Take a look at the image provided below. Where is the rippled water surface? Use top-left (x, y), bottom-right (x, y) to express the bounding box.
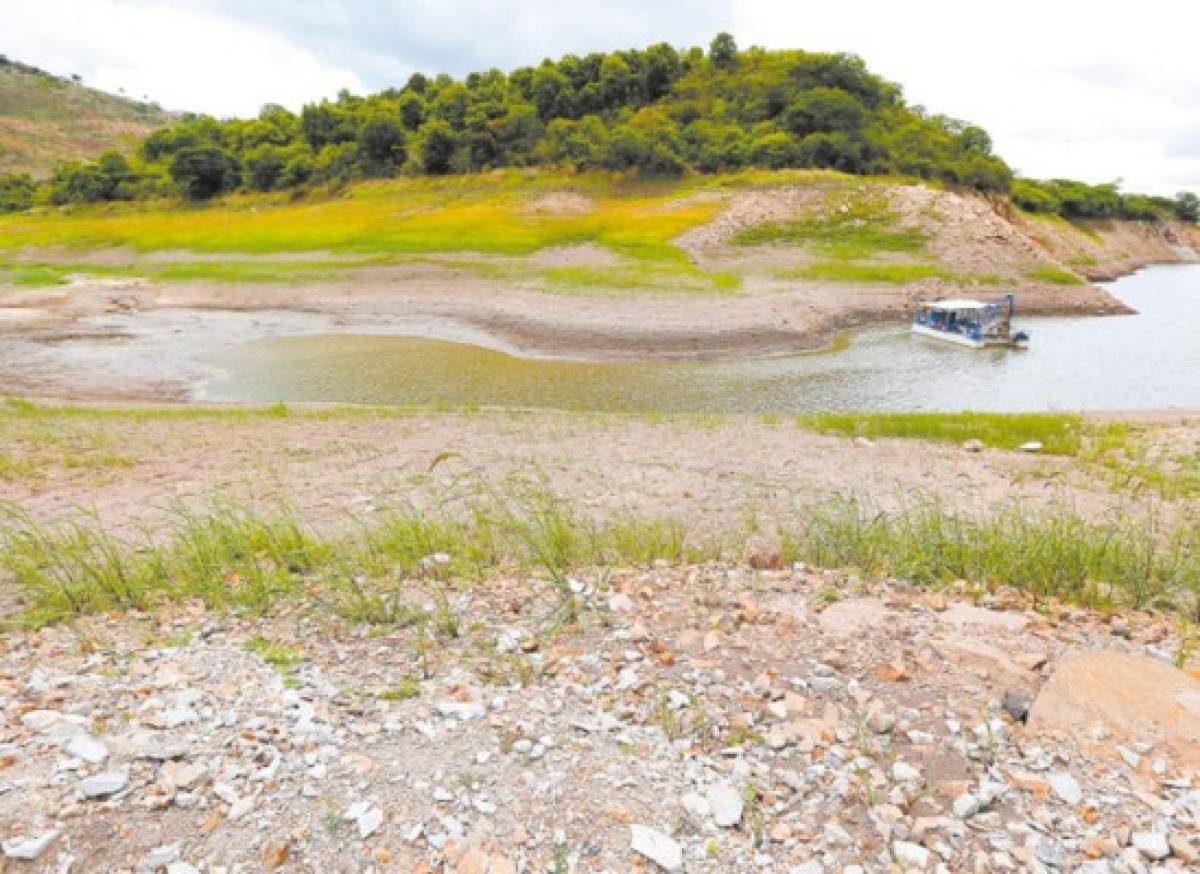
top-left (199, 265), bottom-right (1200, 412)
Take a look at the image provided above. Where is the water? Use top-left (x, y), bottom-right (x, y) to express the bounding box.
top-left (200, 264), bottom-right (1200, 412)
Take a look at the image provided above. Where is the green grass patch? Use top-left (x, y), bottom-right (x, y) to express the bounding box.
top-left (785, 262), bottom-right (952, 284)
top-left (796, 411), bottom-right (1088, 455)
top-left (732, 188), bottom-right (928, 259)
top-left (540, 264), bottom-right (740, 295)
top-left (1027, 264), bottom-right (1085, 286)
top-left (377, 677), bottom-right (421, 700)
top-left (245, 635), bottom-right (303, 668)
top-left (1, 485), bottom-right (1196, 629)
top-left (782, 495), bottom-right (1198, 615)
top-left (1, 263), bottom-right (73, 287)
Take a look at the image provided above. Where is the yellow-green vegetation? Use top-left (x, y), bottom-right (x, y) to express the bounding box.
top-left (1026, 264), bottom-right (1085, 286)
top-left (0, 61), bottom-right (170, 178)
top-left (0, 173), bottom-right (719, 259)
top-left (796, 411), bottom-right (1091, 455)
top-left (0, 172), bottom-right (757, 294)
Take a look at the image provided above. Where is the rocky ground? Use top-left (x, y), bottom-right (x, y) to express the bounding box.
top-left (2, 559), bottom-right (1198, 873)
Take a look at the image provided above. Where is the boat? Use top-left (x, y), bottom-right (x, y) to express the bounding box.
top-left (912, 294), bottom-right (1030, 348)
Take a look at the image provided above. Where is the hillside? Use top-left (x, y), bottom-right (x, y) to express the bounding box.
top-left (2, 35), bottom-right (1194, 228)
top-left (0, 57), bottom-right (172, 178)
top-left (1, 170), bottom-right (1197, 386)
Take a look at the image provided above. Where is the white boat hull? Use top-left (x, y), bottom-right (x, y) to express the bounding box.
top-left (911, 324), bottom-right (985, 347)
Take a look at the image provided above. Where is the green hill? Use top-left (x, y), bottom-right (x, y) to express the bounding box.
top-left (0, 56), bottom-right (172, 178)
top-left (0, 36), bottom-right (1194, 225)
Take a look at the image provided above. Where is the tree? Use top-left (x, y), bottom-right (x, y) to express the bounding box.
top-left (170, 145), bottom-right (240, 200)
top-left (780, 88), bottom-right (866, 137)
top-left (357, 114), bottom-right (406, 174)
top-left (709, 33), bottom-right (738, 69)
top-left (243, 143), bottom-right (289, 191)
top-left (416, 120), bottom-right (458, 174)
top-left (0, 173), bottom-right (35, 213)
top-left (1175, 191), bottom-right (1200, 223)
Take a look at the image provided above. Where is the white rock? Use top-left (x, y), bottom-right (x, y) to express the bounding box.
top-left (630, 825), bottom-right (682, 872)
top-left (706, 782), bottom-right (744, 827)
top-left (433, 699), bottom-right (485, 721)
top-left (1020, 441), bottom-right (1043, 453)
top-left (2, 830), bottom-right (61, 860)
top-left (892, 840), bottom-right (930, 869)
top-left (790, 863), bottom-right (824, 874)
top-left (680, 792), bottom-right (710, 818)
top-left (358, 806), bottom-right (383, 839)
top-left (144, 844), bottom-right (180, 868)
top-left (80, 770), bottom-right (127, 798)
top-left (227, 797), bottom-right (255, 822)
top-left (1131, 831), bottom-right (1169, 861)
top-left (892, 761), bottom-right (921, 782)
top-left (65, 734), bottom-right (109, 764)
top-left (1048, 772), bottom-right (1082, 805)
top-left (952, 793), bottom-right (981, 818)
top-left (166, 864), bottom-right (200, 874)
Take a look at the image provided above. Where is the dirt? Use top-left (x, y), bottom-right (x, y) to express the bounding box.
top-left (2, 408), bottom-right (1195, 540)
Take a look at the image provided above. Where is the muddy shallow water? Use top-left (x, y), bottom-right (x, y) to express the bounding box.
top-left (3, 265), bottom-right (1198, 411)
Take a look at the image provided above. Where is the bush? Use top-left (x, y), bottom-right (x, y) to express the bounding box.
top-left (0, 172), bottom-right (36, 212)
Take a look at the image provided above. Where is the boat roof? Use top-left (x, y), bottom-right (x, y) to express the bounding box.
top-left (918, 299), bottom-right (989, 311)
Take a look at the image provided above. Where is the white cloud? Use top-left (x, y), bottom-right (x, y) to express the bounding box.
top-left (5, 0), bottom-right (1197, 193)
top-left (6, 0), bottom-right (366, 116)
top-left (735, 0), bottom-right (1200, 194)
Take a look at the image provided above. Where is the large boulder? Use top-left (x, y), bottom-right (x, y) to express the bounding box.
top-left (1026, 650), bottom-right (1200, 768)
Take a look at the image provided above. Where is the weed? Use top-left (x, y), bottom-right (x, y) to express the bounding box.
top-left (245, 635), bottom-right (302, 669)
top-left (1027, 264), bottom-right (1085, 286)
top-left (377, 677), bottom-right (421, 701)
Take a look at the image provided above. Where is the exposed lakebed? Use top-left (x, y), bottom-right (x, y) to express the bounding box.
top-left (4, 264), bottom-right (1198, 411)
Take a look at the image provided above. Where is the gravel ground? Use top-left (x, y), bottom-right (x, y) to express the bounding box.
top-left (2, 561), bottom-right (1197, 873)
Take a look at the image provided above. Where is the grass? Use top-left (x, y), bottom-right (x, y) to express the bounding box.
top-left (2, 480), bottom-right (1197, 631)
top-left (784, 262), bottom-right (956, 285)
top-left (782, 495), bottom-right (1198, 616)
top-left (541, 264), bottom-right (740, 294)
top-left (1027, 264), bottom-right (1086, 286)
top-left (0, 172), bottom-right (721, 262)
top-left (732, 187), bottom-right (928, 259)
top-left (796, 411), bottom-right (1093, 455)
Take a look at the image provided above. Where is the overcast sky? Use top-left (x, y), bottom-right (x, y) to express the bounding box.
top-left (7, 0), bottom-right (1198, 195)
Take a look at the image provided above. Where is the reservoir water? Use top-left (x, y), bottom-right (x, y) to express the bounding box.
top-left (200, 264), bottom-right (1200, 412)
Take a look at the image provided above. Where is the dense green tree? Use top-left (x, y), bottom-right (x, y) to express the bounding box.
top-left (357, 113), bottom-right (406, 174)
top-left (5, 35), bottom-right (1194, 219)
top-left (709, 33), bottom-right (738, 69)
top-left (169, 145), bottom-right (240, 200)
top-left (416, 119), bottom-right (458, 174)
top-left (0, 172), bottom-right (35, 212)
top-left (1176, 191), bottom-right (1200, 223)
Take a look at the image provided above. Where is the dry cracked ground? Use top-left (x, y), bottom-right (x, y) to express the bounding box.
top-left (1, 565), bottom-right (1199, 874)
